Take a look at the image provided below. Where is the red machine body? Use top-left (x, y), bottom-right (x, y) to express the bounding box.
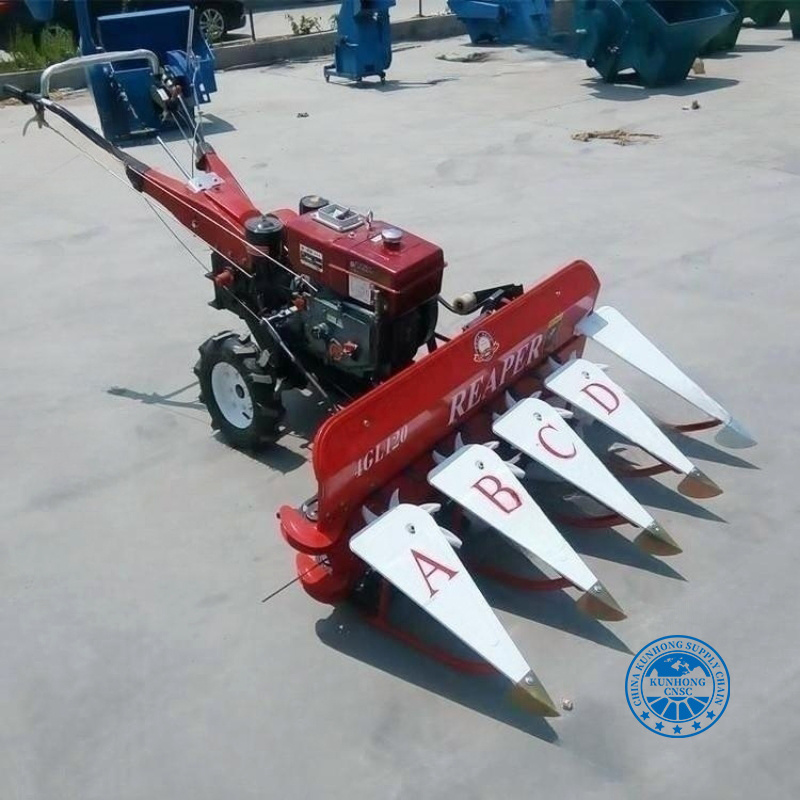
top-left (132, 149), bottom-right (263, 270)
top-left (280, 259), bottom-right (601, 603)
top-left (282, 211), bottom-right (446, 316)
top-left (128, 149), bottom-right (446, 378)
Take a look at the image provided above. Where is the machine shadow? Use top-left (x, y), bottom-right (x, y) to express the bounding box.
top-left (658, 429), bottom-right (759, 470)
top-left (621, 476), bottom-right (727, 523)
top-left (561, 525), bottom-right (685, 581)
top-left (343, 78), bottom-right (458, 92)
top-left (577, 421), bottom-right (753, 473)
top-left (461, 530), bottom-right (655, 641)
top-left (120, 113), bottom-right (236, 149)
top-left (222, 434), bottom-right (308, 472)
top-left (520, 484), bottom-right (685, 578)
top-left (218, 390), bottom-right (327, 472)
top-left (106, 381), bottom-right (318, 473)
top-left (107, 382), bottom-right (205, 411)
top-left (315, 605), bottom-right (559, 741)
top-left (583, 75), bottom-right (739, 101)
top-left (479, 580), bottom-right (634, 654)
top-left (708, 43), bottom-right (783, 58)
top-left (576, 427), bottom-right (737, 521)
top-left (199, 114), bottom-right (238, 135)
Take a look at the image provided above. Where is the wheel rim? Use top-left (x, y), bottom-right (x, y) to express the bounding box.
top-left (199, 7), bottom-right (226, 42)
top-left (211, 362), bottom-right (254, 429)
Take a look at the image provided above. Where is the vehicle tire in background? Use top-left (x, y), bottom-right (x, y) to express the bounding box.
top-left (197, 2), bottom-right (227, 42)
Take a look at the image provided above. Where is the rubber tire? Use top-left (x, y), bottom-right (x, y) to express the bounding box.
top-left (198, 3), bottom-right (228, 43)
top-left (194, 332), bottom-right (283, 451)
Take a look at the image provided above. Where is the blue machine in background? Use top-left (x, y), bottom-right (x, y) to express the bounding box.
top-left (24, 0), bottom-right (216, 143)
top-left (447, 0), bottom-right (553, 44)
top-left (324, 0), bottom-right (396, 83)
top-left (323, 0), bottom-right (554, 83)
top-left (86, 6), bottom-right (216, 140)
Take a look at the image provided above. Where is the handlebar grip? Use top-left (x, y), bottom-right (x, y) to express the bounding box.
top-left (1, 84), bottom-right (38, 104)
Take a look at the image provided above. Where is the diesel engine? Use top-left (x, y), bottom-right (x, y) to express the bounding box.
top-left (209, 195), bottom-right (446, 385)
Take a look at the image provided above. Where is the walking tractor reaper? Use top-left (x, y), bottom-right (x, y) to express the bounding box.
top-left (4, 75), bottom-right (757, 717)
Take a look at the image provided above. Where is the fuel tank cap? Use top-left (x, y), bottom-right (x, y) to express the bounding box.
top-left (381, 228), bottom-right (403, 249)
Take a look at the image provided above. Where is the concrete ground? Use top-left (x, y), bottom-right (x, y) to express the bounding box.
top-left (1, 21), bottom-right (799, 800)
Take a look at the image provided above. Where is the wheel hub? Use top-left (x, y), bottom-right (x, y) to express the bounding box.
top-left (211, 362), bottom-right (254, 429)
top-left (199, 7), bottom-right (226, 42)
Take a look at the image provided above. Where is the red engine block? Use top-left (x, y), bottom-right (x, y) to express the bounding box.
top-left (282, 204), bottom-right (446, 317)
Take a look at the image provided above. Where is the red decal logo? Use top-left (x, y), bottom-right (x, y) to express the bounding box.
top-left (473, 330), bottom-right (499, 363)
top-left (411, 549), bottom-right (458, 598)
top-left (581, 382), bottom-right (620, 414)
top-left (448, 333), bottom-right (544, 426)
top-left (538, 423), bottom-right (577, 459)
top-left (472, 475), bottom-right (523, 514)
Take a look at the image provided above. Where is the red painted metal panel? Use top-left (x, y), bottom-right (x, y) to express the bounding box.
top-left (310, 260), bottom-right (601, 537)
top-left (283, 213), bottom-right (445, 316)
top-left (138, 147), bottom-right (265, 269)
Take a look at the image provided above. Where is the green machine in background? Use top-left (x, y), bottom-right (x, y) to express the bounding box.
top-left (704, 1), bottom-right (799, 54)
top-left (576, 0), bottom-right (737, 86)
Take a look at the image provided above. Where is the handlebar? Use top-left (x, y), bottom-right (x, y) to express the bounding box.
top-left (40, 50), bottom-right (161, 97)
top-left (0, 81), bottom-right (151, 181)
top-left (1, 84), bottom-right (32, 103)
